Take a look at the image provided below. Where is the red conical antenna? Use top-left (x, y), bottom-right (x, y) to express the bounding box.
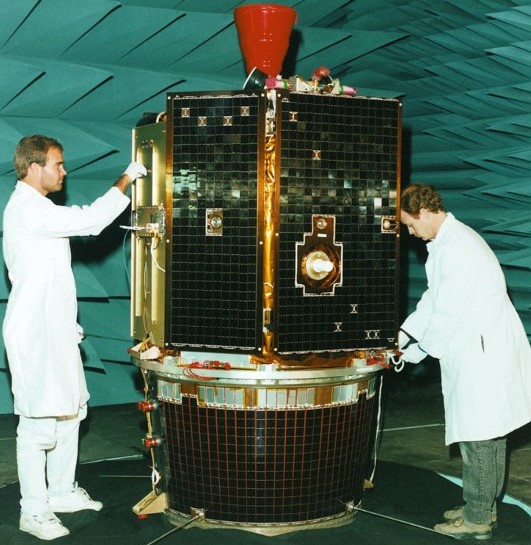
top-left (234, 3), bottom-right (298, 77)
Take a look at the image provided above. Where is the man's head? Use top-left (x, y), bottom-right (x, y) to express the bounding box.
top-left (14, 135), bottom-right (66, 195)
top-left (400, 183), bottom-right (447, 241)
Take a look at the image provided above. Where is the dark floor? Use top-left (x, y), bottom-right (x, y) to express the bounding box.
top-left (0, 361), bottom-right (529, 520)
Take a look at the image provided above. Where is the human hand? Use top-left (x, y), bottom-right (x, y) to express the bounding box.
top-left (123, 162), bottom-right (147, 181)
top-left (400, 343), bottom-right (427, 364)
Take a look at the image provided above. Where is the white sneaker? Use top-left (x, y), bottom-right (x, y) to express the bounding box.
top-left (49, 484), bottom-right (103, 513)
top-left (20, 512), bottom-right (70, 540)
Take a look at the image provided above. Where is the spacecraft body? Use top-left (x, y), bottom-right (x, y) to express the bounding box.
top-left (130, 88), bottom-right (402, 534)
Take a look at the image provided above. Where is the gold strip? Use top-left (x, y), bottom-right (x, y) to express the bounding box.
top-left (262, 133), bottom-right (276, 357)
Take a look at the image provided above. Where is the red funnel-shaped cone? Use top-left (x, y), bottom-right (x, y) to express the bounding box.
top-left (234, 4), bottom-right (297, 77)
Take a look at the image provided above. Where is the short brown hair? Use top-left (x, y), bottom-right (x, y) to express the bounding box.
top-left (14, 134), bottom-right (63, 180)
top-left (401, 183), bottom-right (446, 217)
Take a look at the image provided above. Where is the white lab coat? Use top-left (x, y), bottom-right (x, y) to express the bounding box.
top-left (2, 182), bottom-right (130, 417)
top-left (401, 213), bottom-right (531, 444)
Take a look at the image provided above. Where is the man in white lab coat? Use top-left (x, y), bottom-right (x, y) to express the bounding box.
top-left (3, 134), bottom-right (146, 540)
top-left (399, 183), bottom-right (531, 541)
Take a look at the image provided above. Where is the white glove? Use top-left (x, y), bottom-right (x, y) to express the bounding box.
top-left (123, 162), bottom-right (147, 181)
top-left (398, 329), bottom-right (410, 350)
top-left (400, 343), bottom-right (427, 364)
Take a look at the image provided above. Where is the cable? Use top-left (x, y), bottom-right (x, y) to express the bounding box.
top-left (119, 225), bottom-right (145, 231)
top-left (143, 511), bottom-right (205, 545)
top-left (142, 244), bottom-right (150, 333)
top-left (150, 237), bottom-right (165, 272)
top-left (393, 358), bottom-right (405, 373)
top-left (368, 373), bottom-right (384, 483)
top-left (150, 465), bottom-right (161, 488)
top-left (353, 507), bottom-right (451, 538)
top-left (121, 226), bottom-right (132, 290)
top-left (388, 352), bottom-right (405, 373)
top-left (140, 369), bottom-right (159, 493)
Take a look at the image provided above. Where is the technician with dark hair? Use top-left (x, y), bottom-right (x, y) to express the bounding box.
top-left (3, 134), bottom-right (146, 541)
top-left (398, 183), bottom-right (531, 540)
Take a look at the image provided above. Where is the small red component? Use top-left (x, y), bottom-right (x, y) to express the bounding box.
top-left (137, 400), bottom-right (159, 412)
top-left (143, 436), bottom-right (163, 448)
top-left (312, 66), bottom-right (330, 80)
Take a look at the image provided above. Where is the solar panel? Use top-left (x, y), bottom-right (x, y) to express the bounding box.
top-left (165, 90), bottom-right (401, 356)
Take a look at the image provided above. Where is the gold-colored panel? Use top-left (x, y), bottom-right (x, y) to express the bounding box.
top-left (131, 121), bottom-right (168, 347)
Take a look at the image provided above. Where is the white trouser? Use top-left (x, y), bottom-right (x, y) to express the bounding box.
top-left (16, 404), bottom-right (87, 515)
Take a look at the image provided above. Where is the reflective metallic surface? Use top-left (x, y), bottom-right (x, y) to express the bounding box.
top-left (162, 90), bottom-right (401, 357)
top-left (131, 90), bottom-right (401, 533)
top-left (131, 122), bottom-right (168, 347)
top-left (135, 356), bottom-right (379, 535)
